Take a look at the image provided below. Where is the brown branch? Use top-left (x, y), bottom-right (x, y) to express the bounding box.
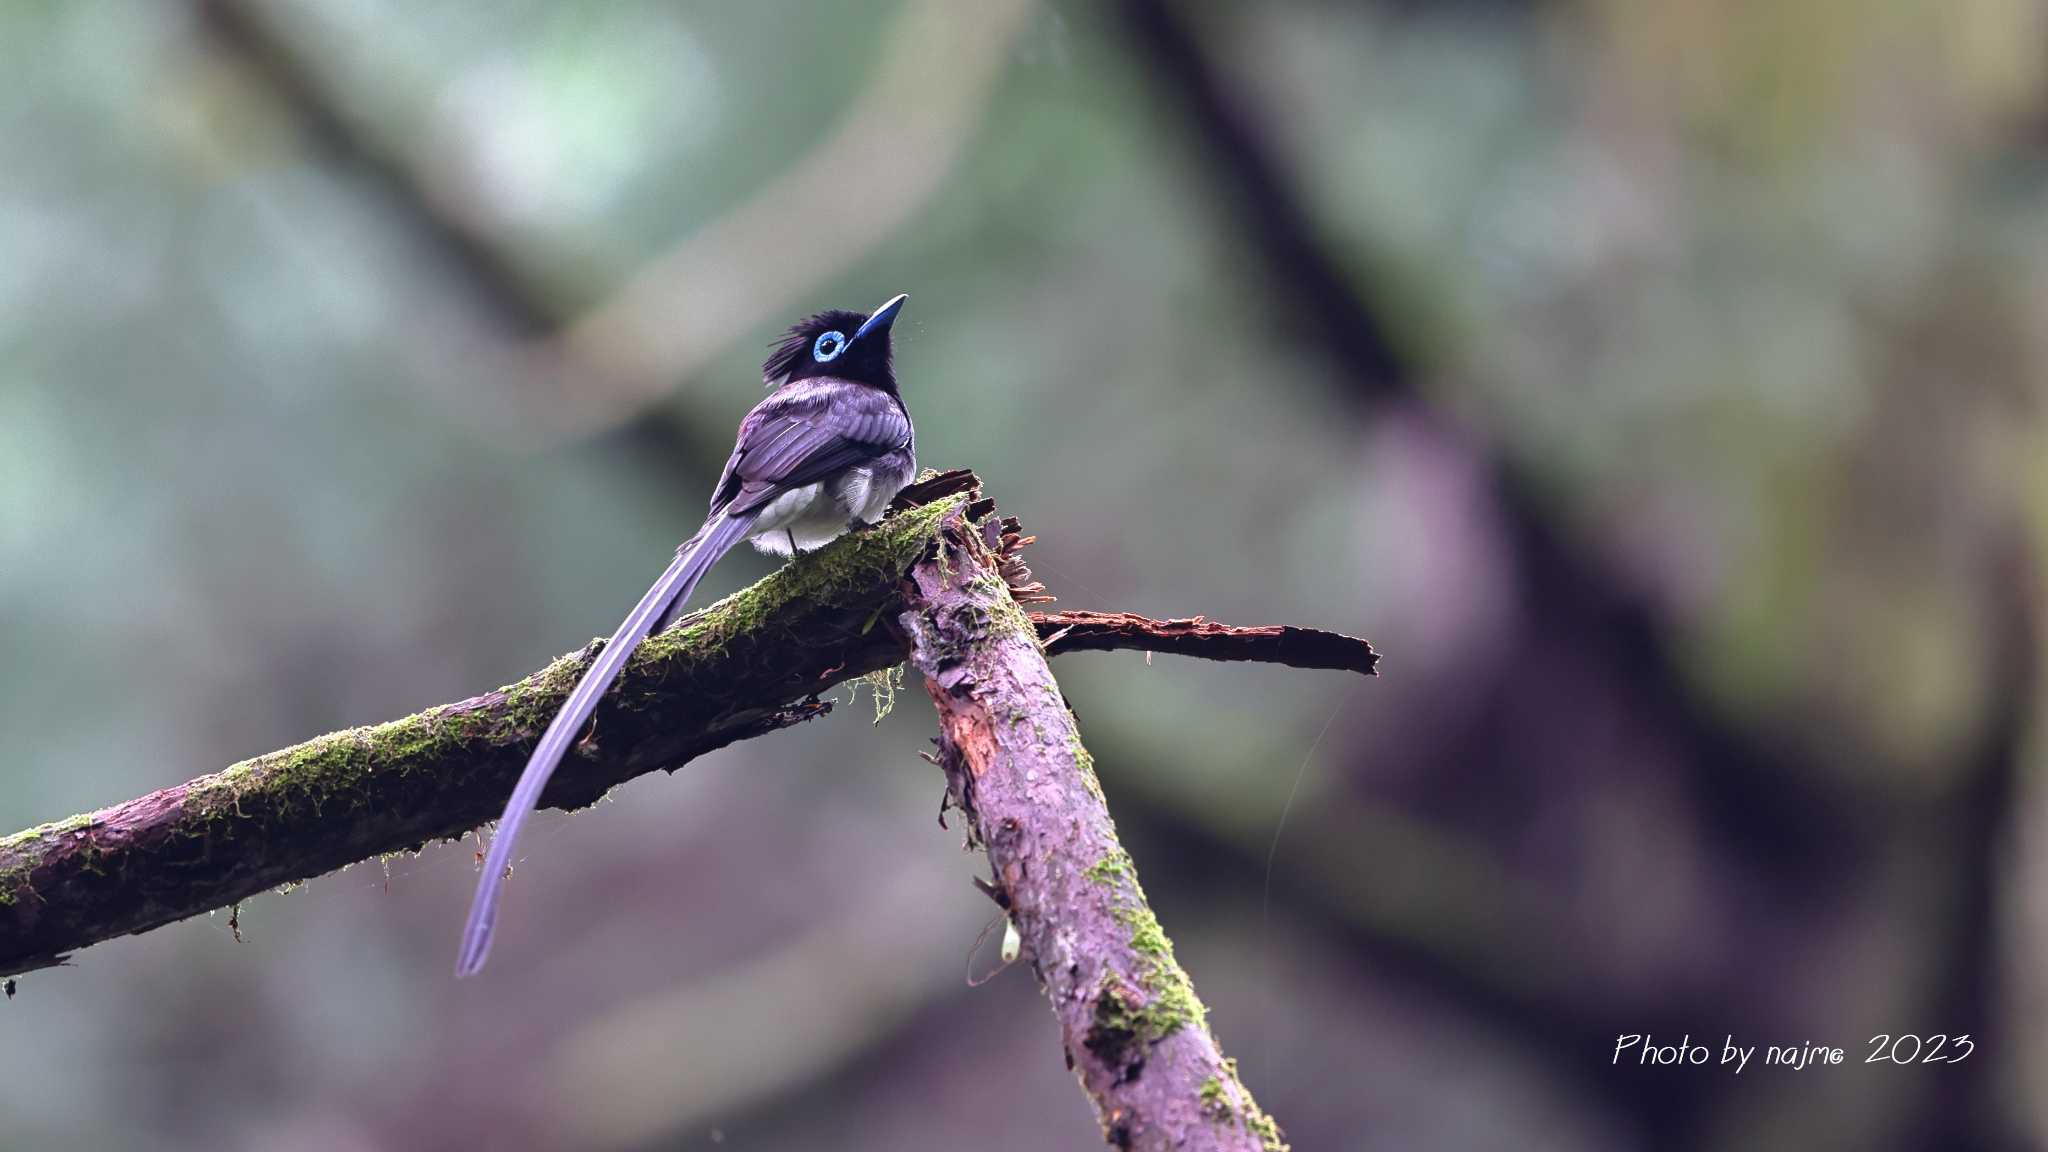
top-left (0, 487), bottom-right (969, 977)
top-left (0, 475), bottom-right (1371, 998)
top-left (905, 469), bottom-right (1379, 678)
top-left (1033, 610), bottom-right (1378, 676)
top-left (900, 505), bottom-right (1289, 1151)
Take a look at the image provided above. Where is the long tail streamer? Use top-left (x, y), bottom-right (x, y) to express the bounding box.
top-left (456, 511), bottom-right (757, 976)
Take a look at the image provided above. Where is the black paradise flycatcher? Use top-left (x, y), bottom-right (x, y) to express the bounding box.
top-left (456, 293), bottom-right (915, 976)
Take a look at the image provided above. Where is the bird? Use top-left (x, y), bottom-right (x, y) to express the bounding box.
top-left (456, 293), bottom-right (915, 977)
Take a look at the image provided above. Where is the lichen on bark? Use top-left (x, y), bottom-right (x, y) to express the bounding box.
top-left (899, 497), bottom-right (1287, 1152)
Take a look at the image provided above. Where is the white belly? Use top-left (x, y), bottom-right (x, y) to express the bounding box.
top-left (745, 465), bottom-right (909, 557)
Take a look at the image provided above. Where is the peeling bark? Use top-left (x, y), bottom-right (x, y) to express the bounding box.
top-left (901, 505), bottom-right (1289, 1151)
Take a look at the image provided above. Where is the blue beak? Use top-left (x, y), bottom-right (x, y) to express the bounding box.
top-left (852, 293), bottom-right (908, 345)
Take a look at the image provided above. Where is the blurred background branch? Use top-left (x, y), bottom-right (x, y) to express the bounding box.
top-left (1106, 1), bottom-right (2045, 1146)
top-left (199, 0), bottom-right (1034, 443)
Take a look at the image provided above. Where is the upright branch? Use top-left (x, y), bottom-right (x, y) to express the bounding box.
top-left (900, 506), bottom-right (1290, 1151)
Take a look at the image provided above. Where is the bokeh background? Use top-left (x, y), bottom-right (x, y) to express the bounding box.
top-left (3, 1), bottom-right (2046, 1148)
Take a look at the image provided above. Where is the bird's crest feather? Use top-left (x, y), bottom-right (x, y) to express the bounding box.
top-left (763, 310), bottom-right (869, 385)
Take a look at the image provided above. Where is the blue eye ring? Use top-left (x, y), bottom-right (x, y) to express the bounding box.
top-left (813, 330), bottom-right (847, 362)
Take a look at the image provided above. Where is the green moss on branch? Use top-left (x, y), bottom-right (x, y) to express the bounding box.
top-left (901, 508), bottom-right (1288, 1151)
top-left (0, 492), bottom-right (966, 976)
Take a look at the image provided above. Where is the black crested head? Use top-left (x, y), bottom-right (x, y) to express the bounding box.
top-left (763, 310), bottom-right (866, 383)
top-left (763, 293), bottom-right (907, 392)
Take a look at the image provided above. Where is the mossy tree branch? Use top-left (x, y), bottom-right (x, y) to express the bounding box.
top-left (0, 489), bottom-right (969, 977)
top-left (0, 471), bottom-right (1373, 1147)
top-left (901, 505), bottom-right (1291, 1151)
top-left (0, 474), bottom-right (1374, 982)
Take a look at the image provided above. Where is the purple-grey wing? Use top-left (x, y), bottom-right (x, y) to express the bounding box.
top-left (709, 381), bottom-right (911, 516)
